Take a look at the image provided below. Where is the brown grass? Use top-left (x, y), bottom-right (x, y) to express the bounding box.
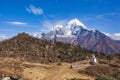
top-left (79, 64), bottom-right (120, 77)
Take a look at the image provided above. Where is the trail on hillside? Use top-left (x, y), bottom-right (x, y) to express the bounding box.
top-left (23, 61), bottom-right (95, 80)
top-left (0, 58), bottom-right (95, 80)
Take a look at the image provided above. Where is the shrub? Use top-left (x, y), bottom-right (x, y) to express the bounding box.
top-left (111, 72), bottom-right (120, 80)
top-left (71, 78), bottom-right (89, 80)
top-left (96, 76), bottom-right (116, 80)
top-left (80, 65), bottom-right (119, 77)
top-left (56, 62), bottom-right (62, 65)
top-left (71, 78), bottom-right (77, 80)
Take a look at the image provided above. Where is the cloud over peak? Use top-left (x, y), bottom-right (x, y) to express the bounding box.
top-left (26, 5), bottom-right (43, 15)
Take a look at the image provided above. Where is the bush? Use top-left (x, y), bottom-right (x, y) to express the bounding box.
top-left (111, 72), bottom-right (120, 80)
top-left (56, 62), bottom-right (62, 65)
top-left (96, 76), bottom-right (116, 80)
top-left (71, 78), bottom-right (89, 80)
top-left (82, 65), bottom-right (119, 77)
top-left (71, 78), bottom-right (77, 80)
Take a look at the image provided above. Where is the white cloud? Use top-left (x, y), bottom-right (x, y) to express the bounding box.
top-left (103, 32), bottom-right (120, 40)
top-left (9, 22), bottom-right (27, 25)
top-left (0, 34), bottom-right (8, 41)
top-left (26, 5), bottom-right (43, 15)
top-left (114, 33), bottom-right (120, 36)
top-left (2, 21), bottom-right (27, 25)
top-left (103, 32), bottom-right (111, 36)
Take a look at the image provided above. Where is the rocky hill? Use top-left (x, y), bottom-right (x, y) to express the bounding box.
top-left (0, 32), bottom-right (120, 63)
top-left (0, 32), bottom-right (98, 63)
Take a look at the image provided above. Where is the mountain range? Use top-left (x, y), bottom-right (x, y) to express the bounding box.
top-left (0, 19), bottom-right (120, 54)
top-left (34, 19), bottom-right (120, 54)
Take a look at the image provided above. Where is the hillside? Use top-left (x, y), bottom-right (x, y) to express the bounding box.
top-left (0, 57), bottom-right (120, 80)
top-left (0, 32), bottom-right (120, 80)
top-left (0, 32), bottom-right (120, 63)
top-left (0, 32), bottom-right (98, 63)
top-left (0, 58), bottom-right (95, 80)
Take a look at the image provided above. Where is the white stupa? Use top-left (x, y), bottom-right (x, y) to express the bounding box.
top-left (89, 54), bottom-right (98, 65)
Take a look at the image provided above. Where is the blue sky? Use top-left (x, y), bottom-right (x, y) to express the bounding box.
top-left (0, 0), bottom-right (120, 38)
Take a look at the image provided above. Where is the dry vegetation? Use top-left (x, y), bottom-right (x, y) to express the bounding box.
top-left (0, 58), bottom-right (22, 80)
top-left (0, 58), bottom-right (95, 80)
top-left (0, 32), bottom-right (120, 80)
top-left (0, 57), bottom-right (120, 80)
top-left (78, 64), bottom-right (120, 80)
top-left (79, 64), bottom-right (120, 76)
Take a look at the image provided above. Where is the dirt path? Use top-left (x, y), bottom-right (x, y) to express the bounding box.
top-left (0, 58), bottom-right (95, 80)
top-left (23, 62), bottom-right (95, 80)
top-left (46, 66), bottom-right (94, 80)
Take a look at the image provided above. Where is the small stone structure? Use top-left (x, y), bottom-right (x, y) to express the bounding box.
top-left (70, 54), bottom-right (98, 69)
top-left (89, 54), bottom-right (98, 65)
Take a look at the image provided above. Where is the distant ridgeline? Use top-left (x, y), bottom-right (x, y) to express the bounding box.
top-left (0, 32), bottom-right (120, 63)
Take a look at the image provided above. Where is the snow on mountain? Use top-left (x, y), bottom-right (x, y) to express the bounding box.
top-left (48, 18), bottom-right (91, 37)
top-left (34, 18), bottom-right (120, 54)
top-left (33, 33), bottom-right (42, 38)
top-left (34, 18), bottom-right (91, 42)
top-left (67, 18), bottom-right (88, 29)
top-left (34, 18), bottom-right (95, 39)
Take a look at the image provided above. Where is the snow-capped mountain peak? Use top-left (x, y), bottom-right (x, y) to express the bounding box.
top-left (67, 18), bottom-right (88, 29)
top-left (34, 18), bottom-right (94, 40)
top-left (49, 18), bottom-right (90, 37)
top-left (33, 18), bottom-right (120, 54)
